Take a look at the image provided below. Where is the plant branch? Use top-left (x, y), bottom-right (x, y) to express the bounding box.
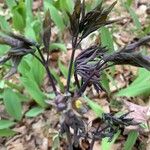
top-left (66, 38), bottom-right (82, 93)
top-left (120, 35), bottom-right (150, 52)
top-left (36, 46), bottom-right (58, 95)
top-left (77, 59), bottom-right (107, 96)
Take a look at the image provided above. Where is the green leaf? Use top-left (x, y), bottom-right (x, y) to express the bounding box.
top-left (18, 57), bottom-right (46, 107)
top-left (100, 26), bottom-right (115, 74)
top-left (18, 57), bottom-right (31, 75)
top-left (0, 120), bottom-right (15, 129)
top-left (124, 131), bottom-right (138, 150)
top-left (52, 133), bottom-right (60, 150)
top-left (25, 23), bottom-right (36, 40)
top-left (65, 0), bottom-right (74, 13)
top-left (101, 72), bottom-right (110, 93)
top-left (126, 0), bottom-right (133, 6)
top-left (58, 59), bottom-right (68, 79)
top-left (5, 0), bottom-right (16, 9)
top-left (5, 80), bottom-right (23, 92)
top-left (0, 16), bottom-right (11, 31)
top-left (12, 9), bottom-right (25, 31)
top-left (123, 2), bottom-right (141, 30)
top-left (25, 0), bottom-right (33, 21)
top-left (58, 59), bottom-right (74, 89)
top-left (83, 96), bottom-right (104, 117)
top-left (0, 129), bottom-right (16, 137)
top-left (0, 45), bottom-right (10, 55)
top-left (116, 68), bottom-right (150, 97)
top-left (44, 1), bottom-right (65, 30)
top-left (25, 106), bottom-right (44, 117)
top-left (32, 19), bottom-right (42, 41)
top-left (105, 71), bottom-right (118, 91)
top-left (46, 93), bottom-right (56, 99)
top-left (0, 80), bottom-right (5, 89)
top-left (100, 26), bottom-right (114, 53)
top-left (12, 1), bottom-right (26, 31)
top-left (51, 69), bottom-right (65, 92)
top-left (20, 76), bottom-right (46, 107)
top-left (19, 57), bottom-right (45, 102)
top-left (102, 130), bottom-right (121, 150)
top-left (59, 0), bottom-right (74, 13)
top-left (50, 43), bottom-right (67, 52)
top-left (30, 57), bottom-right (45, 86)
top-left (3, 88), bottom-right (22, 121)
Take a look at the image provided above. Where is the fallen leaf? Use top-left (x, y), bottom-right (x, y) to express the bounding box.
top-left (124, 100), bottom-right (150, 123)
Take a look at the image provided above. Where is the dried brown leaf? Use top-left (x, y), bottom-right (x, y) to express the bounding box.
top-left (124, 100), bottom-right (150, 123)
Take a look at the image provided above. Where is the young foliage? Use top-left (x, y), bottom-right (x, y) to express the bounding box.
top-left (68, 0), bottom-right (117, 45)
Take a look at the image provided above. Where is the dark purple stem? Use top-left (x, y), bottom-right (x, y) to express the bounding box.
top-left (36, 47), bottom-right (58, 95)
